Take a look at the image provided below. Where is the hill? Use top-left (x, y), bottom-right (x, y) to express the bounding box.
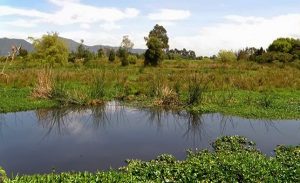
top-left (0, 38), bottom-right (34, 56)
top-left (0, 37), bottom-right (145, 56)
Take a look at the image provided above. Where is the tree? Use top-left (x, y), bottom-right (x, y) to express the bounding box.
top-left (217, 50), bottom-right (237, 62)
top-left (121, 35), bottom-right (134, 52)
top-left (148, 24), bottom-right (169, 50)
top-left (119, 35), bottom-right (134, 66)
top-left (268, 38), bottom-right (293, 53)
top-left (30, 32), bottom-right (68, 65)
top-left (108, 49), bottom-right (116, 62)
top-left (97, 48), bottom-right (105, 58)
top-left (144, 37), bottom-right (164, 66)
top-left (18, 48), bottom-right (28, 57)
top-left (75, 39), bottom-right (94, 63)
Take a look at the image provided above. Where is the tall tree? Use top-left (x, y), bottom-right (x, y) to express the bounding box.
top-left (120, 35), bottom-right (134, 52)
top-left (119, 35), bottom-right (134, 66)
top-left (147, 24), bottom-right (169, 50)
top-left (108, 49), bottom-right (116, 62)
top-left (144, 37), bottom-right (164, 66)
top-left (30, 32), bottom-right (68, 65)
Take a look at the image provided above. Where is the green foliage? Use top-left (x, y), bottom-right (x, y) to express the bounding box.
top-left (4, 136), bottom-right (299, 183)
top-left (186, 74), bottom-right (204, 106)
top-left (256, 52), bottom-right (295, 63)
top-left (118, 36), bottom-right (135, 66)
top-left (118, 47), bottom-right (129, 66)
top-left (128, 55), bottom-right (137, 65)
top-left (1, 59), bottom-right (300, 119)
top-left (148, 24), bottom-right (169, 50)
top-left (144, 37), bottom-right (164, 66)
top-left (108, 49), bottom-right (116, 62)
top-left (90, 72), bottom-right (106, 100)
top-left (0, 166), bottom-right (7, 182)
top-left (268, 38), bottom-right (294, 53)
top-left (18, 48), bottom-right (28, 57)
top-left (30, 32), bottom-right (68, 65)
top-left (217, 50), bottom-right (237, 62)
top-left (212, 136), bottom-right (257, 152)
top-left (258, 93), bottom-right (274, 108)
top-left (167, 48), bottom-right (196, 60)
top-left (97, 48), bottom-right (105, 58)
top-left (76, 41), bottom-right (95, 63)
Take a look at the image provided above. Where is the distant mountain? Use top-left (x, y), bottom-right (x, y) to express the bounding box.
top-left (0, 38), bottom-right (34, 56)
top-left (0, 37), bottom-right (145, 56)
top-left (61, 37), bottom-right (145, 54)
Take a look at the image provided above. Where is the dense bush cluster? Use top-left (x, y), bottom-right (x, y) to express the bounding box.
top-left (236, 38), bottom-right (300, 63)
top-left (1, 136), bottom-right (299, 183)
top-left (166, 48), bottom-right (196, 60)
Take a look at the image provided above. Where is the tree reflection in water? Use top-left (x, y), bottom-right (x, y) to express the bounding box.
top-left (33, 103), bottom-right (293, 146)
top-left (143, 108), bottom-right (207, 149)
top-left (35, 103), bottom-right (127, 138)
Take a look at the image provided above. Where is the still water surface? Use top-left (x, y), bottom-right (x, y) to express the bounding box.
top-left (0, 102), bottom-right (299, 175)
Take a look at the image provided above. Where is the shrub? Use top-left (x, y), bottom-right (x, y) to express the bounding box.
top-left (108, 49), bottom-right (116, 62)
top-left (128, 55), bottom-right (137, 65)
top-left (256, 52), bottom-right (294, 63)
top-left (217, 50), bottom-right (237, 62)
top-left (118, 48), bottom-right (129, 66)
top-left (144, 37), bottom-right (164, 66)
top-left (30, 32), bottom-right (68, 66)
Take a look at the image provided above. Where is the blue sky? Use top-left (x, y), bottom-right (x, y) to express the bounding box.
top-left (0, 0), bottom-right (299, 55)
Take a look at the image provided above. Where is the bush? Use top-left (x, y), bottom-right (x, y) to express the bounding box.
top-left (118, 48), bottom-right (129, 66)
top-left (144, 37), bottom-right (164, 66)
top-left (108, 49), bottom-right (116, 62)
top-left (30, 32), bottom-right (68, 66)
top-left (128, 55), bottom-right (137, 65)
top-left (256, 52), bottom-right (294, 63)
top-left (217, 50), bottom-right (237, 62)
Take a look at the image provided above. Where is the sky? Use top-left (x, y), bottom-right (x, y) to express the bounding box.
top-left (0, 0), bottom-right (300, 56)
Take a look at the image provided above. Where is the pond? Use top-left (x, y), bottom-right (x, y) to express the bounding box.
top-left (0, 102), bottom-right (299, 175)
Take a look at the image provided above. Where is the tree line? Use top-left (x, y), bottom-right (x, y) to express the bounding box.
top-left (2, 25), bottom-right (300, 66)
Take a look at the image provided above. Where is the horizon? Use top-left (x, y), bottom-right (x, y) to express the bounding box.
top-left (0, 0), bottom-right (300, 56)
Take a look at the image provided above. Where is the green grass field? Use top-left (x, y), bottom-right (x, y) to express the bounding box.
top-left (0, 59), bottom-right (299, 119)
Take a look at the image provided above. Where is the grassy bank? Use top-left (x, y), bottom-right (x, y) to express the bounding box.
top-left (0, 59), bottom-right (299, 119)
top-left (1, 136), bottom-right (299, 182)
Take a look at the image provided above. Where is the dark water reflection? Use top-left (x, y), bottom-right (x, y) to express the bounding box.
top-left (0, 102), bottom-right (299, 175)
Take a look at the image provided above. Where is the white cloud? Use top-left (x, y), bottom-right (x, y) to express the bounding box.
top-left (0, 5), bottom-right (49, 18)
top-left (80, 23), bottom-right (91, 29)
top-left (148, 9), bottom-right (191, 21)
top-left (3, 19), bottom-right (37, 28)
top-left (171, 14), bottom-right (300, 56)
top-left (100, 22), bottom-right (121, 31)
top-left (0, 1), bottom-right (139, 26)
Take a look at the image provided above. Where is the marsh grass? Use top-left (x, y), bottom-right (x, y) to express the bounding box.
top-left (154, 85), bottom-right (180, 106)
top-left (31, 68), bottom-right (53, 99)
top-left (186, 73), bottom-right (213, 106)
top-left (90, 71), bottom-right (106, 100)
top-left (0, 60), bottom-right (299, 118)
top-left (258, 92), bottom-right (274, 108)
top-left (51, 79), bottom-right (85, 105)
